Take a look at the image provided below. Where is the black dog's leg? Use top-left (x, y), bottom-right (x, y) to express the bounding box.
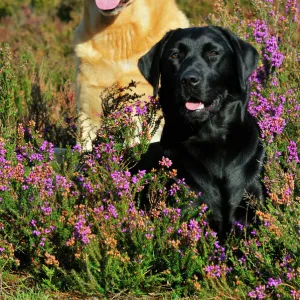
top-left (232, 180), bottom-right (264, 229)
top-left (247, 179), bottom-right (265, 202)
top-left (188, 180), bottom-right (228, 238)
top-left (225, 186), bottom-right (246, 234)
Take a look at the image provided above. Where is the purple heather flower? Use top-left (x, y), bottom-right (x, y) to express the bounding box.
top-left (286, 0), bottom-right (299, 22)
top-left (200, 204), bottom-right (208, 213)
top-left (56, 175), bottom-right (73, 190)
top-left (0, 185), bottom-right (8, 191)
top-left (145, 233), bottom-right (154, 239)
top-left (135, 105), bottom-right (147, 115)
top-left (72, 144), bottom-right (82, 153)
top-left (44, 178), bottom-right (54, 197)
top-left (248, 285), bottom-right (266, 299)
top-left (162, 208), bottom-right (169, 216)
top-left (159, 156), bottom-right (172, 168)
top-left (43, 228), bottom-right (51, 234)
top-left (107, 204), bottom-right (118, 219)
top-left (82, 181), bottom-right (94, 194)
top-left (188, 219), bottom-right (199, 230)
top-left (251, 20), bottom-right (268, 44)
top-left (270, 76), bottom-right (279, 86)
top-left (249, 91), bottom-right (286, 143)
top-left (41, 202), bottom-right (52, 216)
top-left (39, 141), bottom-right (54, 160)
top-left (138, 170), bottom-right (146, 177)
top-left (291, 289), bottom-right (300, 299)
top-left (238, 256), bottom-right (246, 265)
top-left (267, 277), bottom-right (282, 287)
top-left (167, 227), bottom-right (174, 233)
top-left (205, 265), bottom-right (222, 278)
top-left (131, 176), bottom-right (138, 184)
top-left (0, 142), bottom-right (7, 164)
top-left (103, 141), bottom-right (115, 154)
top-left (214, 241), bottom-right (220, 249)
top-left (29, 153), bottom-right (44, 162)
top-left (124, 106), bottom-right (133, 113)
top-left (286, 271), bottom-right (296, 280)
top-left (264, 36), bottom-right (285, 68)
top-left (234, 221), bottom-right (244, 231)
top-left (169, 183), bottom-right (180, 196)
top-left (187, 219), bottom-right (202, 243)
top-left (74, 215), bottom-right (92, 245)
top-left (94, 206), bottom-right (104, 214)
top-left (30, 220), bottom-right (37, 227)
top-left (39, 237), bottom-right (46, 247)
top-left (287, 140), bottom-right (299, 163)
top-left (40, 141), bottom-right (50, 151)
top-left (110, 170), bottom-right (131, 196)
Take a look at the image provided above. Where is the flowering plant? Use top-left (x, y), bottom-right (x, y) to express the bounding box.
top-left (0, 0), bottom-right (299, 298)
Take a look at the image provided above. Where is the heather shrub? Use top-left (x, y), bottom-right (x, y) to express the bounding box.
top-left (0, 0), bottom-right (299, 298)
top-left (0, 0), bottom-right (80, 20)
top-left (0, 0), bottom-right (30, 18)
top-left (0, 44), bottom-right (18, 135)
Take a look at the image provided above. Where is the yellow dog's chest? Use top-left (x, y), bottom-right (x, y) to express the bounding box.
top-left (78, 56), bottom-right (142, 86)
top-left (75, 27), bottom-right (152, 87)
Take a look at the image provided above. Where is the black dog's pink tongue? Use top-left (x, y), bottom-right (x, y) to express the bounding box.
top-left (185, 102), bottom-right (204, 111)
top-left (95, 0), bottom-right (120, 10)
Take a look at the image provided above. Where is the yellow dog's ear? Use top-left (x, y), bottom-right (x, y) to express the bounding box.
top-left (212, 26), bottom-right (259, 92)
top-left (138, 30), bottom-right (175, 97)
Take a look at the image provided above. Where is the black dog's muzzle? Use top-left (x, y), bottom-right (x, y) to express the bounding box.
top-left (180, 70), bottom-right (201, 88)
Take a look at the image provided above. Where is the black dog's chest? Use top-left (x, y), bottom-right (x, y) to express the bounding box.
top-left (166, 146), bottom-right (215, 195)
top-left (181, 140), bottom-right (228, 179)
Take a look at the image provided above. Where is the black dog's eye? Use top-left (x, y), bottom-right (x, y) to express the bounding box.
top-left (170, 52), bottom-right (180, 59)
top-left (208, 50), bottom-right (219, 58)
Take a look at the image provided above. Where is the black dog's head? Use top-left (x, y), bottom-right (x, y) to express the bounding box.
top-left (138, 26), bottom-right (258, 126)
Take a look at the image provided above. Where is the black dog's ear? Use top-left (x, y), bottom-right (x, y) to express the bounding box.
top-left (138, 30), bottom-right (175, 97)
top-left (215, 27), bottom-right (259, 92)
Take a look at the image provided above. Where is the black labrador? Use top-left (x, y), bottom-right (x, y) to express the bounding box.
top-left (138, 26), bottom-right (265, 237)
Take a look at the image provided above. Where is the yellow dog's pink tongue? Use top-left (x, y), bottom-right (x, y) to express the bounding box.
top-left (95, 0), bottom-right (121, 10)
top-left (185, 102), bottom-right (204, 111)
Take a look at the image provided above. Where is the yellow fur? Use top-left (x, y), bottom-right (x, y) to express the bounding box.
top-left (74, 0), bottom-right (189, 150)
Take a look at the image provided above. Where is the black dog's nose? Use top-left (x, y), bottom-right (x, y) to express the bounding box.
top-left (180, 72), bottom-right (200, 87)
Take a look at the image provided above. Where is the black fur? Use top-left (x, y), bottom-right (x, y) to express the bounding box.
top-left (138, 26), bottom-right (265, 237)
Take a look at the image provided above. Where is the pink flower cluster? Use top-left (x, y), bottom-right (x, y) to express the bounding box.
top-left (248, 17), bottom-right (290, 143)
top-left (159, 156), bottom-right (173, 168)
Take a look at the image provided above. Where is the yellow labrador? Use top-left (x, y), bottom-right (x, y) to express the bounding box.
top-left (74, 0), bottom-right (189, 150)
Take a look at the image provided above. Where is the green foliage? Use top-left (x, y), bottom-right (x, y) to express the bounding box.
top-left (0, 44), bottom-right (18, 136)
top-left (0, 0), bottom-right (30, 18)
top-left (2, 291), bottom-right (53, 300)
top-left (177, 0), bottom-right (213, 24)
top-left (31, 0), bottom-right (60, 12)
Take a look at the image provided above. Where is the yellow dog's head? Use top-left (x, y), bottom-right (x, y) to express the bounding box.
top-left (95, 0), bottom-right (135, 16)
